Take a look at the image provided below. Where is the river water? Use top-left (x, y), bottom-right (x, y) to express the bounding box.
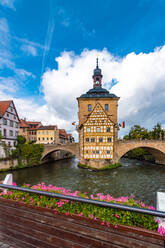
top-left (1, 157), bottom-right (165, 206)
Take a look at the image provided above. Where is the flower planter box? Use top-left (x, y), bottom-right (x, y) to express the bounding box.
top-left (0, 197), bottom-right (164, 248)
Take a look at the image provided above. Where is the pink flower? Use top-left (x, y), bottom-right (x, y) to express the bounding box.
top-left (77, 212), bottom-right (83, 217)
top-left (155, 218), bottom-right (161, 224)
top-left (90, 194), bottom-right (95, 199)
top-left (100, 195), bottom-right (105, 201)
top-left (115, 214), bottom-right (120, 219)
top-left (140, 202), bottom-right (145, 208)
top-left (106, 222), bottom-right (110, 227)
top-left (148, 205), bottom-right (155, 210)
top-left (158, 226), bottom-right (165, 235)
top-left (89, 214), bottom-right (93, 219)
top-left (25, 184), bottom-right (30, 187)
top-left (12, 182), bottom-right (16, 186)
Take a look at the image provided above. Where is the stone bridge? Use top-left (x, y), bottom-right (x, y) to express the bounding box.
top-left (114, 140), bottom-right (165, 165)
top-left (42, 140), bottom-right (165, 165)
top-left (42, 143), bottom-right (80, 161)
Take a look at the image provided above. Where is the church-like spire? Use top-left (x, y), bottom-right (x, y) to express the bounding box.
top-left (93, 58), bottom-right (103, 88)
top-left (96, 57), bottom-right (98, 68)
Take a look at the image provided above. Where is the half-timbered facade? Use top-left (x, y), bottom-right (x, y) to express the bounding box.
top-left (77, 59), bottom-right (119, 168)
top-left (83, 103), bottom-right (114, 159)
top-left (0, 100), bottom-right (20, 148)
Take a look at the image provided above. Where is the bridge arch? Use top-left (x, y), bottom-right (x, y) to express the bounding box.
top-left (41, 143), bottom-right (80, 161)
top-left (116, 141), bottom-right (165, 165)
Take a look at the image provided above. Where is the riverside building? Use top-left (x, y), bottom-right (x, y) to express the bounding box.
top-left (77, 59), bottom-right (120, 168)
top-left (36, 125), bottom-right (59, 144)
top-left (0, 100), bottom-right (20, 147)
top-left (19, 119), bottom-right (42, 142)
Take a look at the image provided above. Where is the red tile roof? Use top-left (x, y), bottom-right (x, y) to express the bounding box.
top-left (37, 125), bottom-right (57, 130)
top-left (20, 119), bottom-right (42, 128)
top-left (59, 129), bottom-right (67, 138)
top-left (27, 121), bottom-right (42, 125)
top-left (20, 119), bottom-right (29, 128)
top-left (0, 100), bottom-right (12, 116)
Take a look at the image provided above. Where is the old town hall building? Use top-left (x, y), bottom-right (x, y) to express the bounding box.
top-left (77, 59), bottom-right (119, 168)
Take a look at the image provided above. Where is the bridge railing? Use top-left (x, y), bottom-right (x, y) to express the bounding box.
top-left (0, 183), bottom-right (165, 218)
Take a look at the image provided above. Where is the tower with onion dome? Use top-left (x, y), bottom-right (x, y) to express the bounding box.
top-left (77, 59), bottom-right (120, 168)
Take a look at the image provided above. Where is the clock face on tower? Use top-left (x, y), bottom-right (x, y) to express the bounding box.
top-left (96, 80), bottom-right (99, 85)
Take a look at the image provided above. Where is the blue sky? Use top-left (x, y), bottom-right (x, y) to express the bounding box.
top-left (1, 0), bottom-right (165, 137)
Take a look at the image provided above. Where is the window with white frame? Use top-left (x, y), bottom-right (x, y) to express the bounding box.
top-left (3, 118), bottom-right (7, 125)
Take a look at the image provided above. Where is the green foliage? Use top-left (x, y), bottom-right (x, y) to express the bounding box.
top-left (13, 135), bottom-right (44, 166)
top-left (1, 185), bottom-right (158, 232)
top-left (20, 144), bottom-right (44, 166)
top-left (0, 130), bottom-right (3, 141)
top-left (3, 143), bottom-right (12, 158)
top-left (16, 135), bottom-right (26, 146)
top-left (78, 163), bottom-right (122, 171)
top-left (0, 143), bottom-right (44, 172)
top-left (123, 123), bottom-right (164, 141)
top-left (152, 123), bottom-right (162, 140)
top-left (124, 125), bottom-right (148, 140)
top-left (126, 148), bottom-right (149, 160)
top-left (123, 123), bottom-right (165, 160)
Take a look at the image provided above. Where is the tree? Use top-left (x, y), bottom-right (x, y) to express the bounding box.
top-left (152, 123), bottom-right (162, 140)
top-left (123, 135), bottom-right (129, 141)
top-left (123, 125), bottom-right (148, 140)
top-left (0, 130), bottom-right (2, 142)
top-left (14, 135), bottom-right (26, 164)
top-left (16, 135), bottom-right (26, 146)
top-left (123, 123), bottom-right (165, 141)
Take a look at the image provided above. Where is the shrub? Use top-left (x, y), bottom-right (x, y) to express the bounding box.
top-left (0, 182), bottom-right (158, 233)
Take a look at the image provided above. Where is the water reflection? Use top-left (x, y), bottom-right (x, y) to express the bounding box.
top-left (1, 157), bottom-right (165, 206)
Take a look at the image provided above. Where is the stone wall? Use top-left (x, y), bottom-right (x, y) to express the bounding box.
top-left (0, 159), bottom-right (17, 170)
top-left (115, 140), bottom-right (165, 165)
top-left (0, 146), bottom-right (5, 158)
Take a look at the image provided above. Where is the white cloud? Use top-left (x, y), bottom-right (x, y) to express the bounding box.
top-left (40, 46), bottom-right (165, 138)
top-left (0, 0), bottom-right (15, 10)
top-left (21, 44), bottom-right (37, 57)
top-left (0, 18), bottom-right (10, 49)
top-left (1, 34), bottom-right (165, 140)
top-left (0, 18), bottom-right (9, 33)
top-left (15, 68), bottom-right (35, 79)
top-left (0, 77), bottom-right (18, 92)
top-left (0, 18), bottom-right (35, 91)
